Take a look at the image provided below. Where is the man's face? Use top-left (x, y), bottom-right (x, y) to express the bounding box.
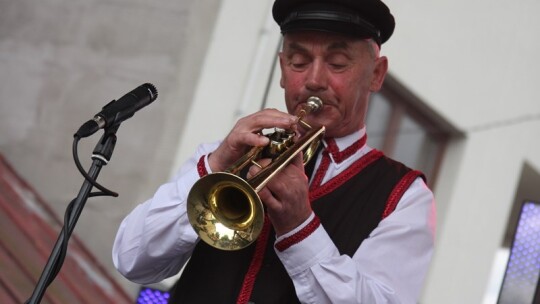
top-left (279, 31), bottom-right (388, 138)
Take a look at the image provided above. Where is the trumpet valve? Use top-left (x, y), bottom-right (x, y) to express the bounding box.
top-left (263, 129), bottom-right (295, 159)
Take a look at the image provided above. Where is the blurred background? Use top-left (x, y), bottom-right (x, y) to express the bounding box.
top-left (1, 0), bottom-right (539, 303)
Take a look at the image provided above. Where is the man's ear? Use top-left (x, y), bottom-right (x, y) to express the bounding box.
top-left (370, 56), bottom-right (388, 92)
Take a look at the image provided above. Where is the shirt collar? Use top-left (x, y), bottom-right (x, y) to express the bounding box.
top-left (323, 128), bottom-right (367, 164)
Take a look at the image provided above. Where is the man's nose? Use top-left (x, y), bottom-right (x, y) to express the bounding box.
top-left (305, 61), bottom-right (328, 92)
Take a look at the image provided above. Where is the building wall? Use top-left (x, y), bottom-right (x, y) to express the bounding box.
top-left (385, 1), bottom-right (540, 303)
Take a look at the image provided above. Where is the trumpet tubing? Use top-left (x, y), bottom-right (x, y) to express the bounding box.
top-left (187, 97), bottom-right (325, 250)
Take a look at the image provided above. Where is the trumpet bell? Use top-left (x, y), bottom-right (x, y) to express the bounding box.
top-left (187, 172), bottom-right (265, 251)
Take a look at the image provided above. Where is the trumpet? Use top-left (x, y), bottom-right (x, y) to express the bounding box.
top-left (187, 97), bottom-right (325, 250)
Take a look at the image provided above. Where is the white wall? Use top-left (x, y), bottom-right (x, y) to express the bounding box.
top-left (172, 0), bottom-right (282, 172)
top-left (385, 1), bottom-right (540, 303)
top-left (176, 0), bottom-right (540, 303)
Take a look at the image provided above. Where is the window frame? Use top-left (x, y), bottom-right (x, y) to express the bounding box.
top-left (369, 74), bottom-right (463, 187)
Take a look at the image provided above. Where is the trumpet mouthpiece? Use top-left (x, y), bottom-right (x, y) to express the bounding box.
top-left (306, 96), bottom-right (323, 113)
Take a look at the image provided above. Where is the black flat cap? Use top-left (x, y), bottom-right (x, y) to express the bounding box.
top-left (272, 0), bottom-right (395, 45)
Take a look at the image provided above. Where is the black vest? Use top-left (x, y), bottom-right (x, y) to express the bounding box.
top-left (169, 151), bottom-right (423, 303)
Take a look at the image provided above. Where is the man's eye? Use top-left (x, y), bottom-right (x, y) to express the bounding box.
top-left (292, 62), bottom-right (307, 68)
top-left (330, 63), bottom-right (346, 69)
top-left (288, 54), bottom-right (310, 69)
top-left (327, 54), bottom-right (350, 70)
top-left (330, 62), bottom-right (351, 72)
top-left (290, 59), bottom-right (309, 70)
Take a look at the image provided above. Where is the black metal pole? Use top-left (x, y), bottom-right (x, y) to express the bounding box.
top-left (26, 127), bottom-right (118, 304)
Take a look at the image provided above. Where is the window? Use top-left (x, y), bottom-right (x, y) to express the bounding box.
top-left (366, 75), bottom-right (461, 187)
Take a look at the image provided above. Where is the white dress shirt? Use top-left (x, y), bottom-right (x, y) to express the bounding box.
top-left (113, 128), bottom-right (436, 303)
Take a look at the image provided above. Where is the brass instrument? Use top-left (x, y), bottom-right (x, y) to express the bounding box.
top-left (187, 97), bottom-right (325, 250)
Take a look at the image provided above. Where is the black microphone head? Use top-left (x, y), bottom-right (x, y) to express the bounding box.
top-left (127, 83), bottom-right (158, 112)
top-left (97, 83), bottom-right (159, 127)
top-left (142, 83), bottom-right (158, 101)
top-left (76, 83), bottom-right (159, 138)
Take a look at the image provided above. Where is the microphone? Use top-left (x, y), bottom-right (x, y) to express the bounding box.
top-left (75, 83), bottom-right (158, 138)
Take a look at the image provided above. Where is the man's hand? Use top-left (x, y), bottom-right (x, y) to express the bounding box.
top-left (249, 153), bottom-right (312, 236)
top-left (208, 109), bottom-right (298, 172)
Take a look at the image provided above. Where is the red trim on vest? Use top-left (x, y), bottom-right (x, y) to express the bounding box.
top-left (325, 135), bottom-right (367, 164)
top-left (275, 216), bottom-right (321, 252)
top-left (382, 170), bottom-right (423, 219)
top-left (309, 150), bottom-right (384, 202)
top-left (236, 217), bottom-right (271, 304)
top-left (197, 155), bottom-right (208, 177)
top-left (309, 151), bottom-right (331, 191)
top-left (309, 135), bottom-right (367, 191)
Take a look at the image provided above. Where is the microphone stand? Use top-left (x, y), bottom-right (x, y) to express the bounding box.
top-left (27, 124), bottom-right (120, 304)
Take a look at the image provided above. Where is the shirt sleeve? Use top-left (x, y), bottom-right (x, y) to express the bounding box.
top-left (275, 177), bottom-right (436, 304)
top-left (112, 141), bottom-right (220, 284)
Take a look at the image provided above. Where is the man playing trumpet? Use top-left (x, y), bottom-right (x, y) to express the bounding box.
top-left (113, 0), bottom-right (436, 303)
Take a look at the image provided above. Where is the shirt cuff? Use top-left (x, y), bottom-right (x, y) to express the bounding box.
top-left (274, 213), bottom-right (338, 276)
top-left (275, 213), bottom-right (319, 251)
top-left (197, 154), bottom-right (211, 177)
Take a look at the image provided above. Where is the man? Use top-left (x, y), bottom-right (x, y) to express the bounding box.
top-left (113, 0), bottom-right (436, 303)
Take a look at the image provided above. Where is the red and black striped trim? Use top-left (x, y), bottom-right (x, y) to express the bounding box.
top-left (196, 155), bottom-right (208, 177)
top-left (309, 149), bottom-right (383, 202)
top-left (236, 218), bottom-right (272, 304)
top-left (309, 135), bottom-right (367, 191)
top-left (309, 151), bottom-right (331, 191)
top-left (275, 216), bottom-right (321, 252)
top-left (325, 135), bottom-right (367, 164)
top-left (382, 170), bottom-right (423, 219)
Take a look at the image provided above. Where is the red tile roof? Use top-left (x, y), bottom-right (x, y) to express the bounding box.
top-left (0, 154), bottom-right (132, 303)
